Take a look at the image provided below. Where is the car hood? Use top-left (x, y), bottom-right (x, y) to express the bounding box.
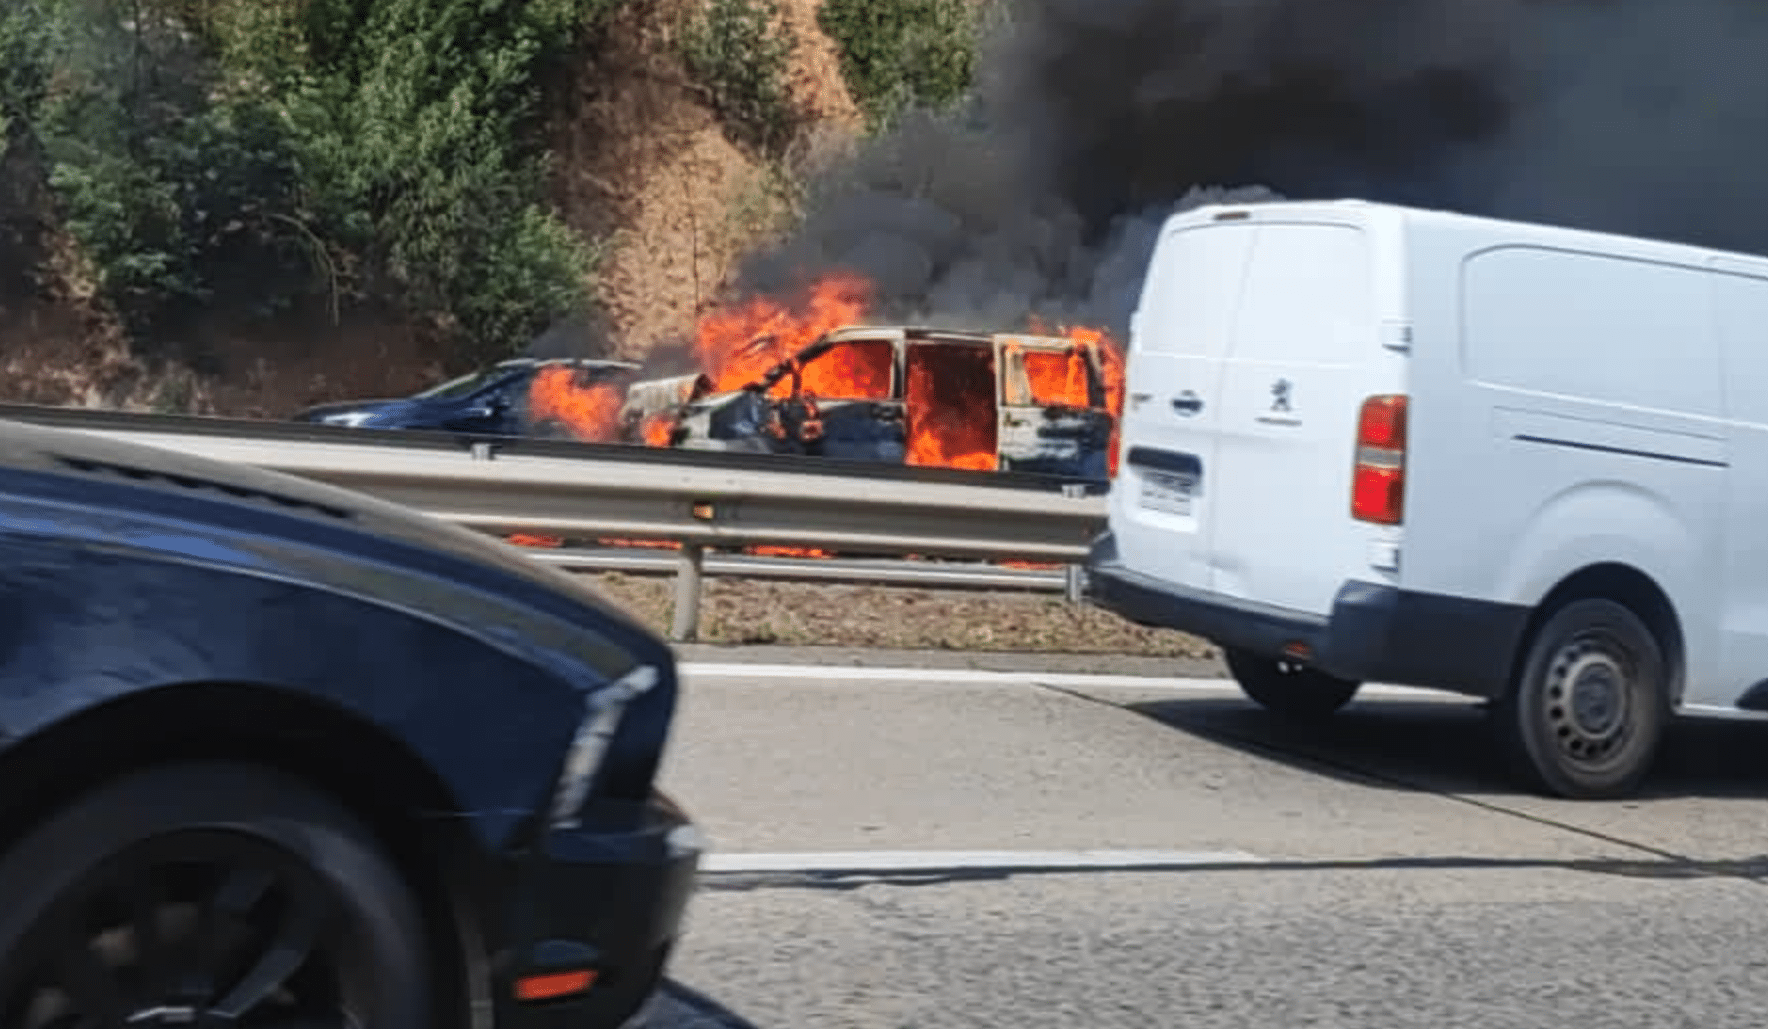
top-left (0, 417), bottom-right (665, 665)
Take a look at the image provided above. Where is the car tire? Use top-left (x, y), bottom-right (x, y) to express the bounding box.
top-left (0, 760), bottom-right (432, 1029)
top-left (1223, 647), bottom-right (1362, 720)
top-left (1494, 598), bottom-right (1669, 800)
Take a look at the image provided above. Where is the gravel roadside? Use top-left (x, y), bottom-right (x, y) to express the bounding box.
top-left (584, 571), bottom-right (1225, 675)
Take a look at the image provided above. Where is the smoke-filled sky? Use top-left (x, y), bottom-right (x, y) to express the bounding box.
top-left (735, 0), bottom-right (1768, 338)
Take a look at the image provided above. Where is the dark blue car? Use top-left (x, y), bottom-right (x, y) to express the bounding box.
top-left (0, 415), bottom-right (698, 1028)
top-left (294, 357), bottom-right (641, 440)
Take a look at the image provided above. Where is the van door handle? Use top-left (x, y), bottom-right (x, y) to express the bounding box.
top-left (1171, 392), bottom-right (1203, 416)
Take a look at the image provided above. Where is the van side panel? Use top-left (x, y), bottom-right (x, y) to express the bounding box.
top-left (1403, 237), bottom-right (1725, 704)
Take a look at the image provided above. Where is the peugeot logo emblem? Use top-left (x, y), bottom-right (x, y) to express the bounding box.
top-left (1270, 378), bottom-right (1293, 413)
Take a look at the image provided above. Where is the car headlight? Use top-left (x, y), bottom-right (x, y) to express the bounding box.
top-left (322, 411), bottom-right (377, 428)
top-left (549, 664), bottom-right (661, 830)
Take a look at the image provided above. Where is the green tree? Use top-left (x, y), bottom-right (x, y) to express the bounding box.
top-left (2, 0), bottom-right (624, 364)
top-left (818, 0), bottom-right (988, 129)
top-left (678, 0), bottom-right (799, 155)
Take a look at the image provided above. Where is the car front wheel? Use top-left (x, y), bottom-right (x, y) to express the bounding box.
top-left (0, 760), bottom-right (432, 1029)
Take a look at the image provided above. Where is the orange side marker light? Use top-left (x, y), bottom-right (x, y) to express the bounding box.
top-left (515, 969), bottom-right (598, 1002)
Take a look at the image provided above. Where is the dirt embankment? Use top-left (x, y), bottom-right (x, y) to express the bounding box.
top-left (548, 0), bottom-right (864, 358)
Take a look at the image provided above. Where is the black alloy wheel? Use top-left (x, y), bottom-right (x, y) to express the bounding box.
top-left (0, 762), bottom-right (432, 1029)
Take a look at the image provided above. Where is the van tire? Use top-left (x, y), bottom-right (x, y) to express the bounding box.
top-left (1495, 598), bottom-right (1669, 800)
top-left (1223, 648), bottom-right (1361, 720)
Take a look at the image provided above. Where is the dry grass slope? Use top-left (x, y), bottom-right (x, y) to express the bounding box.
top-left (549, 0), bottom-right (866, 358)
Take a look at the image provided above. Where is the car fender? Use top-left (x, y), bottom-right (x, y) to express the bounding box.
top-left (0, 520), bottom-right (670, 853)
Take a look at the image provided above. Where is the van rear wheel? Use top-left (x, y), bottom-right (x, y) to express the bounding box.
top-left (1223, 648), bottom-right (1361, 720)
top-left (1495, 598), bottom-right (1669, 800)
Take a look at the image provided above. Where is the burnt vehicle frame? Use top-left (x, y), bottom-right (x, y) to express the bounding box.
top-left (0, 416), bottom-right (698, 1028)
top-left (631, 326), bottom-right (1119, 480)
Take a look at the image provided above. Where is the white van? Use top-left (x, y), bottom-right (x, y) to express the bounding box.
top-left (1084, 198), bottom-right (1768, 800)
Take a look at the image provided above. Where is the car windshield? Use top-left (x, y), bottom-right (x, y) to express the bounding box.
top-left (411, 366), bottom-right (517, 399)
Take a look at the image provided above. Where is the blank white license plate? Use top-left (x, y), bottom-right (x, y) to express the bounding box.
top-left (1138, 471), bottom-right (1197, 516)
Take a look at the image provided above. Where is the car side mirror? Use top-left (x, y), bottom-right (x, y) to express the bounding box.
top-left (468, 396), bottom-right (512, 419)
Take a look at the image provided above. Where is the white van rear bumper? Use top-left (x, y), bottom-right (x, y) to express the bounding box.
top-left (1084, 532), bottom-right (1531, 698)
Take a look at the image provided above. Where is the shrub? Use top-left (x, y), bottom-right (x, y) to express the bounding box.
top-left (3, 0), bottom-right (625, 363)
top-left (24, 6), bottom-right (312, 330)
top-left (818, 0), bottom-right (987, 129)
top-left (0, 0), bottom-right (55, 143)
top-left (678, 0), bottom-right (799, 154)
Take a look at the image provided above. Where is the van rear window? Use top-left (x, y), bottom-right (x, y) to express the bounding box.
top-left (1134, 222), bottom-right (1371, 363)
top-left (1133, 223), bottom-right (1257, 359)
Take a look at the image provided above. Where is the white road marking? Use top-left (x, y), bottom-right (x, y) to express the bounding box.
top-left (677, 662), bottom-right (1447, 700)
top-left (700, 849), bottom-right (1268, 874)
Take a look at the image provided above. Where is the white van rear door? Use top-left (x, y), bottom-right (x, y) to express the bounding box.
top-left (1110, 220), bottom-right (1257, 591)
top-left (1208, 221), bottom-right (1389, 615)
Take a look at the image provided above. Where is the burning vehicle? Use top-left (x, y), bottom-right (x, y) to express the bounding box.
top-left (293, 356), bottom-right (641, 441)
top-left (623, 325), bottom-right (1124, 480)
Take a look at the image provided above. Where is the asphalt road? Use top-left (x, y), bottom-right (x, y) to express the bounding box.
top-left (636, 662), bottom-right (1768, 1029)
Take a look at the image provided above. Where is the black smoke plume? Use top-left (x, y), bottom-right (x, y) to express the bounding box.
top-left (735, 0), bottom-right (1768, 339)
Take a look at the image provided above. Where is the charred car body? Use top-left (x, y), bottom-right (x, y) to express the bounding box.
top-left (624, 326), bottom-right (1119, 481)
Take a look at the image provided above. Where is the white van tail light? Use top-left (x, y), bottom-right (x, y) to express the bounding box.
top-left (1351, 395), bottom-right (1407, 525)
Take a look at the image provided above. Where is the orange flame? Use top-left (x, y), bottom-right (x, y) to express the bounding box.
top-left (640, 411), bottom-right (678, 448)
top-left (527, 365), bottom-right (625, 443)
top-left (694, 273), bottom-right (874, 393)
top-left (1019, 345), bottom-right (1093, 408)
top-left (597, 538), bottom-right (680, 550)
top-left (904, 341), bottom-right (997, 471)
top-left (670, 272), bottom-right (1126, 477)
top-left (1060, 325), bottom-right (1127, 416)
top-left (1058, 324), bottom-right (1126, 478)
top-left (797, 337), bottom-right (893, 400)
top-left (517, 536), bottom-right (836, 560)
top-left (748, 544), bottom-right (836, 558)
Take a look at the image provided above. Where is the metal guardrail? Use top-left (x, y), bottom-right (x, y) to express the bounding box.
top-left (528, 547), bottom-right (1072, 592)
top-left (0, 405), bottom-right (1107, 639)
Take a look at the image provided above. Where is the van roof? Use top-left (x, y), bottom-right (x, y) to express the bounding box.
top-left (1168, 198), bottom-right (1768, 270)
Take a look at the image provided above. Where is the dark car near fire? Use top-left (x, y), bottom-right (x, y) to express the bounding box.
top-left (0, 416), bottom-right (698, 1028)
top-left (294, 356), bottom-right (640, 440)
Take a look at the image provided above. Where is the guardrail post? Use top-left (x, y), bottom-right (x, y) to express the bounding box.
top-left (1062, 483), bottom-right (1090, 604)
top-left (670, 543), bottom-right (706, 642)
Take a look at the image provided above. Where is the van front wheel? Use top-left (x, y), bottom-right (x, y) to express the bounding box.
top-left (1223, 648), bottom-right (1361, 721)
top-left (1495, 598), bottom-right (1669, 800)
